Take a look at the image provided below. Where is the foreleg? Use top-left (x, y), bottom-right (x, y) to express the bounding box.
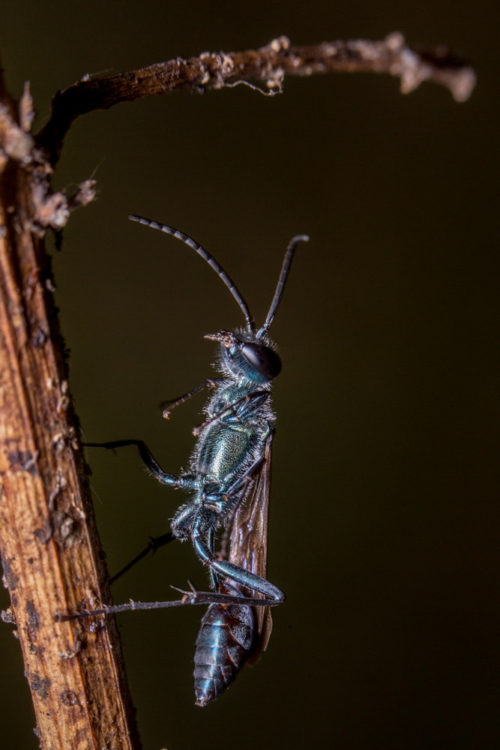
top-left (193, 390), bottom-right (270, 436)
top-left (160, 378), bottom-right (221, 419)
top-left (84, 439), bottom-right (198, 490)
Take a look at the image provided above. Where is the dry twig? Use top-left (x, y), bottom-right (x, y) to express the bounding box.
top-left (37, 33), bottom-right (475, 163)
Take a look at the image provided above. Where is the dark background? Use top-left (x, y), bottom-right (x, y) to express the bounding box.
top-left (1, 2), bottom-right (498, 748)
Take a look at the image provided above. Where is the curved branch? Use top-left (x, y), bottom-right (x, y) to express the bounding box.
top-left (37, 32), bottom-right (475, 164)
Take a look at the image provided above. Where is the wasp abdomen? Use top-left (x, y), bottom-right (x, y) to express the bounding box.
top-left (194, 599), bottom-right (255, 706)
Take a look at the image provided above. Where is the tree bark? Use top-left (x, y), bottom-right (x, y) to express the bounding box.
top-left (0, 84), bottom-right (140, 749)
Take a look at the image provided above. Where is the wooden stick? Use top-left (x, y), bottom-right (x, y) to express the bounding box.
top-left (0, 83), bottom-right (140, 750)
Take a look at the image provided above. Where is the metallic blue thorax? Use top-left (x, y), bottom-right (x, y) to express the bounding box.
top-left (195, 383), bottom-right (271, 489)
top-left (171, 343), bottom-right (275, 536)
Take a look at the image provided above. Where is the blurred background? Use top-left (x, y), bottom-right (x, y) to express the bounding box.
top-left (1, 1), bottom-right (498, 748)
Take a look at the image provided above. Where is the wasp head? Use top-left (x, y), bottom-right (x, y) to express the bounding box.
top-left (205, 330), bottom-right (281, 384)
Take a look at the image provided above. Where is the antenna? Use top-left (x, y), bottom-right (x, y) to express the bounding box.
top-left (129, 215), bottom-right (255, 331)
top-left (257, 234), bottom-right (309, 338)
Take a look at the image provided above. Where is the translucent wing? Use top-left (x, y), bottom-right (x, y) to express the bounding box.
top-left (193, 432), bottom-right (274, 705)
top-left (224, 431), bottom-right (274, 659)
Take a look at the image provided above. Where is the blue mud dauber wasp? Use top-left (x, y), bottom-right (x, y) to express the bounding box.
top-left (80, 216), bottom-right (309, 705)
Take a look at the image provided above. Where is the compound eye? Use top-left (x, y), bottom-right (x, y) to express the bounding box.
top-left (241, 343), bottom-right (281, 380)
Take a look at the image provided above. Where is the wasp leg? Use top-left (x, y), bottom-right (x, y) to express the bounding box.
top-left (84, 439), bottom-right (198, 490)
top-left (191, 518), bottom-right (284, 602)
top-left (193, 391), bottom-right (270, 435)
top-left (160, 378), bottom-right (221, 419)
top-left (218, 429), bottom-right (273, 499)
top-left (224, 456), bottom-right (265, 497)
top-left (56, 588), bottom-right (279, 621)
top-left (201, 456), bottom-right (265, 507)
top-left (109, 531), bottom-right (176, 585)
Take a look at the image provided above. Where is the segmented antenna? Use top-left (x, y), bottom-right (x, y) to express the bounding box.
top-left (257, 234), bottom-right (309, 338)
top-left (129, 215), bottom-right (255, 331)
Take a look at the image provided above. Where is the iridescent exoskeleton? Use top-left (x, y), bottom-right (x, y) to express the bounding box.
top-left (87, 216), bottom-right (309, 705)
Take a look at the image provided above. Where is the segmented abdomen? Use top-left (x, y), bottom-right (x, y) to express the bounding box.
top-left (194, 597), bottom-right (255, 707)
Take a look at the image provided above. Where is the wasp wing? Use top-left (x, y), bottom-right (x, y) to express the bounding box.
top-left (193, 432), bottom-right (275, 705)
top-left (223, 431), bottom-right (274, 660)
